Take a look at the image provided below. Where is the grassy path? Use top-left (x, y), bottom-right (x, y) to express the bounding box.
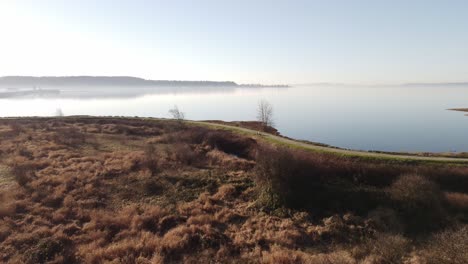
top-left (189, 120), bottom-right (468, 164)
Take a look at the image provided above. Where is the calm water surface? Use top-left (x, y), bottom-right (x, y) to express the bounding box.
top-left (1, 85), bottom-right (468, 152)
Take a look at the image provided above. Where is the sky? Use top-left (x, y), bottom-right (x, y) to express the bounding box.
top-left (0, 0), bottom-right (467, 84)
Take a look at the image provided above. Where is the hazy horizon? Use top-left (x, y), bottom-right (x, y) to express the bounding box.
top-left (1, 1), bottom-right (468, 84)
top-left (2, 75), bottom-right (468, 87)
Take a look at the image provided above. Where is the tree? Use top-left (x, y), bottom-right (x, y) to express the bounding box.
top-left (168, 105), bottom-right (185, 121)
top-left (55, 108), bottom-right (64, 117)
top-left (257, 100), bottom-right (274, 128)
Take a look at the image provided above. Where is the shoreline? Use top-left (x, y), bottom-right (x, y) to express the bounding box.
top-left (449, 108), bottom-right (468, 113)
top-left (190, 120), bottom-right (468, 164)
top-left (201, 119), bottom-right (468, 159)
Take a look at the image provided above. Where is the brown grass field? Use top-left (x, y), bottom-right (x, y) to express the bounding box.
top-left (0, 117), bottom-right (467, 263)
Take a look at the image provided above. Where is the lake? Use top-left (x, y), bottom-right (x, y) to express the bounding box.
top-left (1, 84), bottom-right (468, 153)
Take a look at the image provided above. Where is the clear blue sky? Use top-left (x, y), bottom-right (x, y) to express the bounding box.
top-left (1, 0), bottom-right (467, 84)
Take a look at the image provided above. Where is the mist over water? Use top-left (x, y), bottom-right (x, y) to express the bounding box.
top-left (1, 84), bottom-right (468, 152)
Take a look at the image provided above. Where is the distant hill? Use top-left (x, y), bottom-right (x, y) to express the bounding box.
top-left (0, 76), bottom-right (238, 88)
top-left (403, 82), bottom-right (468, 87)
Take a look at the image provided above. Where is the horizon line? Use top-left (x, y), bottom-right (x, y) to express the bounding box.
top-left (1, 75), bottom-right (468, 86)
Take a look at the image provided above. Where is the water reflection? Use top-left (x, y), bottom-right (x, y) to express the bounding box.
top-left (0, 86), bottom-right (272, 99)
top-left (0, 85), bottom-right (467, 152)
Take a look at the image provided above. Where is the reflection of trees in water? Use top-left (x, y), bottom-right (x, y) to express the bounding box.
top-left (0, 86), bottom-right (282, 99)
top-left (60, 86), bottom-right (242, 99)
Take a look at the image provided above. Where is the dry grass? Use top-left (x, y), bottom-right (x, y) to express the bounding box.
top-left (0, 117), bottom-right (466, 263)
top-left (262, 246), bottom-right (355, 264)
top-left (445, 191), bottom-right (468, 211)
top-left (351, 233), bottom-right (410, 263)
top-left (421, 225), bottom-right (468, 264)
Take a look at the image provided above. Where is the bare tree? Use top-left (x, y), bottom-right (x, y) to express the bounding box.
top-left (55, 108), bottom-right (64, 117)
top-left (257, 100), bottom-right (274, 128)
top-left (169, 105), bottom-right (185, 121)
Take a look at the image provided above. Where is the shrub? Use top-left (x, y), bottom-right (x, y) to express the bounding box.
top-left (0, 193), bottom-right (15, 218)
top-left (254, 146), bottom-right (386, 213)
top-left (17, 147), bottom-right (34, 159)
top-left (388, 174), bottom-right (446, 233)
top-left (422, 166), bottom-right (468, 193)
top-left (144, 178), bottom-right (164, 195)
top-left (352, 233), bottom-right (410, 263)
top-left (9, 122), bottom-right (23, 134)
top-left (170, 143), bottom-right (198, 166)
top-left (445, 192), bottom-right (468, 212)
top-left (367, 207), bottom-right (403, 233)
top-left (52, 128), bottom-right (86, 146)
top-left (262, 246), bottom-right (356, 264)
top-left (366, 233), bottom-right (409, 263)
top-left (11, 162), bottom-right (37, 187)
top-left (143, 144), bottom-right (159, 174)
top-left (178, 126), bottom-right (209, 144)
top-left (421, 225), bottom-right (468, 264)
top-left (23, 236), bottom-right (76, 264)
top-left (255, 146), bottom-right (300, 209)
top-left (160, 225), bottom-right (227, 262)
top-left (0, 225), bottom-right (11, 243)
top-left (205, 131), bottom-right (257, 159)
top-left (212, 184), bottom-right (237, 200)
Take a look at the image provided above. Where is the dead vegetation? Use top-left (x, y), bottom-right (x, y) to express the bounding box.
top-left (0, 117), bottom-right (466, 263)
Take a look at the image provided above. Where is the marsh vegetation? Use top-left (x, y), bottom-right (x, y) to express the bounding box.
top-left (0, 117), bottom-right (466, 263)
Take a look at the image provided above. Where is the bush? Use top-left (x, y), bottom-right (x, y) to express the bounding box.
top-left (388, 174), bottom-right (446, 233)
top-left (143, 144), bottom-right (159, 174)
top-left (52, 128), bottom-right (86, 146)
top-left (367, 207), bottom-right (403, 233)
top-left (254, 146), bottom-right (387, 213)
top-left (255, 146), bottom-right (302, 210)
top-left (445, 192), bottom-right (468, 212)
top-left (170, 143), bottom-right (198, 166)
top-left (11, 162), bottom-right (37, 187)
top-left (9, 122), bottom-right (23, 134)
top-left (23, 236), bottom-right (75, 264)
top-left (352, 233), bottom-right (410, 263)
top-left (18, 147), bottom-right (33, 159)
top-left (262, 246), bottom-right (356, 264)
top-left (205, 131), bottom-right (257, 159)
top-left (0, 193), bottom-right (15, 218)
top-left (144, 178), bottom-right (165, 196)
top-left (421, 225), bottom-right (468, 264)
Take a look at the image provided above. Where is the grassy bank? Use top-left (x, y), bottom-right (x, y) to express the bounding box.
top-left (189, 120), bottom-right (468, 165)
